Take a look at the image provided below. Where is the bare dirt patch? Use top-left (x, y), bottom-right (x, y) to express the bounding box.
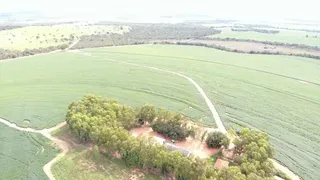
top-left (130, 126), bottom-right (219, 158)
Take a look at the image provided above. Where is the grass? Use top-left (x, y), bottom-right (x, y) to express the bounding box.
top-left (0, 24), bottom-right (129, 50)
top-left (209, 27), bottom-right (320, 46)
top-left (1, 44), bottom-right (320, 179)
top-left (0, 124), bottom-right (58, 180)
top-left (51, 148), bottom-right (161, 180)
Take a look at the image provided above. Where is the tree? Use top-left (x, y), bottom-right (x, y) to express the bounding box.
top-left (217, 166), bottom-right (246, 180)
top-left (136, 104), bottom-right (156, 123)
top-left (206, 132), bottom-right (230, 148)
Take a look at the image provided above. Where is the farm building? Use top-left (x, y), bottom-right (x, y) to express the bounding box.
top-left (165, 143), bottom-right (191, 156)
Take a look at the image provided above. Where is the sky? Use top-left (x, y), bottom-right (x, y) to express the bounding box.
top-left (1, 0), bottom-right (320, 22)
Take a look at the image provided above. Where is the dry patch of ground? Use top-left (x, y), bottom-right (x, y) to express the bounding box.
top-left (130, 125), bottom-right (219, 158)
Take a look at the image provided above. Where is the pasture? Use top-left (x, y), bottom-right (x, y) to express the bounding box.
top-left (0, 124), bottom-right (57, 179)
top-left (210, 27), bottom-right (320, 46)
top-left (0, 44), bottom-right (319, 179)
top-left (0, 24), bottom-right (129, 50)
top-left (51, 148), bottom-right (161, 180)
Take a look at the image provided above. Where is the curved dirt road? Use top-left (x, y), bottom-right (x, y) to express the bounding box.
top-left (0, 49), bottom-right (299, 180)
top-left (0, 117), bottom-right (68, 180)
top-left (85, 54), bottom-right (227, 133)
top-left (84, 53), bottom-right (300, 180)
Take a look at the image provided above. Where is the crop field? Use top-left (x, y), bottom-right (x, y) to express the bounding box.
top-left (82, 45), bottom-right (320, 180)
top-left (209, 27), bottom-right (320, 46)
top-left (1, 44), bottom-right (320, 179)
top-left (0, 24), bottom-right (130, 50)
top-left (0, 124), bottom-right (57, 179)
top-left (52, 148), bottom-right (161, 180)
top-left (0, 52), bottom-right (209, 129)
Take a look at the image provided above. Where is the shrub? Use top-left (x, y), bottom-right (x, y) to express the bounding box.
top-left (205, 132), bottom-right (229, 148)
top-left (151, 121), bottom-right (188, 141)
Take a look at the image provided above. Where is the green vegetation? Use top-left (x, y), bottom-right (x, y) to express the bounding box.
top-left (210, 28), bottom-right (320, 47)
top-left (64, 94), bottom-right (275, 179)
top-left (151, 120), bottom-right (193, 141)
top-left (205, 132), bottom-right (230, 148)
top-left (234, 128), bottom-right (274, 177)
top-left (82, 45), bottom-right (320, 180)
top-left (66, 94), bottom-right (209, 179)
top-left (0, 124), bottom-right (57, 179)
top-left (0, 24), bottom-right (129, 50)
top-left (0, 51), bottom-right (208, 128)
top-left (52, 148), bottom-right (161, 180)
top-left (1, 44), bottom-right (319, 179)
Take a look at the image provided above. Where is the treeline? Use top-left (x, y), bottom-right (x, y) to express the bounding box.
top-left (70, 33), bottom-right (144, 50)
top-left (126, 24), bottom-right (221, 40)
top-left (231, 28), bottom-right (279, 34)
top-left (0, 25), bottom-right (23, 31)
top-left (66, 94), bottom-right (277, 179)
top-left (71, 23), bottom-right (221, 49)
top-left (206, 37), bottom-right (320, 50)
top-left (0, 44), bottom-right (69, 60)
top-left (157, 41), bottom-right (320, 60)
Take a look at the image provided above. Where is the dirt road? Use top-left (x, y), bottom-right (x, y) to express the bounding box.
top-left (82, 53), bottom-right (300, 179)
top-left (0, 117), bottom-right (68, 180)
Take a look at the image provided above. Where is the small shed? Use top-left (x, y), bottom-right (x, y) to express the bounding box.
top-left (165, 143), bottom-right (191, 157)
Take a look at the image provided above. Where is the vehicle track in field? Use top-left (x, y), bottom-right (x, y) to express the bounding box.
top-left (83, 52), bottom-right (227, 133)
top-left (91, 50), bottom-right (320, 87)
top-left (0, 117), bottom-right (68, 180)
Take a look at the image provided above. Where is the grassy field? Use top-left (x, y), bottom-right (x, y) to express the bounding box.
top-left (0, 24), bottom-right (129, 50)
top-left (0, 124), bottom-right (57, 180)
top-left (209, 27), bottom-right (320, 46)
top-left (1, 45), bottom-right (320, 179)
top-left (0, 51), bottom-right (209, 129)
top-left (52, 148), bottom-right (161, 180)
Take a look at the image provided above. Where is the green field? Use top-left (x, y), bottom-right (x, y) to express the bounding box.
top-left (1, 44), bottom-right (320, 179)
top-left (0, 24), bottom-right (129, 50)
top-left (0, 51), bottom-right (209, 128)
top-left (210, 27), bottom-right (320, 46)
top-left (0, 124), bottom-right (57, 180)
top-left (52, 148), bottom-right (161, 180)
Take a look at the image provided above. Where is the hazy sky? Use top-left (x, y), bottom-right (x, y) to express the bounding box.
top-left (1, 0), bottom-right (319, 21)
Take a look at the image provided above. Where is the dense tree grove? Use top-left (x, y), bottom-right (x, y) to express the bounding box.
top-left (66, 94), bottom-right (278, 179)
top-left (231, 28), bottom-right (279, 34)
top-left (0, 44), bottom-right (69, 60)
top-left (70, 23), bottom-right (221, 49)
top-left (152, 121), bottom-right (189, 140)
top-left (157, 41), bottom-right (320, 60)
top-left (233, 128), bottom-right (275, 178)
top-left (205, 132), bottom-right (230, 148)
top-left (66, 94), bottom-right (208, 179)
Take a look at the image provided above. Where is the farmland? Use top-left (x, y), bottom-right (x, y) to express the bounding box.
top-left (0, 123), bottom-right (57, 179)
top-left (0, 24), bottom-right (129, 50)
top-left (209, 27), bottom-right (320, 46)
top-left (82, 45), bottom-right (320, 180)
top-left (0, 44), bottom-right (320, 179)
top-left (0, 51), bottom-right (209, 128)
